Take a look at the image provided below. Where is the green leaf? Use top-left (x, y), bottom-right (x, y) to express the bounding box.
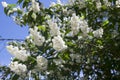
top-left (4, 8), bottom-right (9, 15)
top-left (102, 20), bottom-right (109, 26)
top-left (66, 41), bottom-right (76, 47)
top-left (38, 25), bottom-right (46, 32)
top-left (8, 4), bottom-right (16, 9)
top-left (101, 5), bottom-right (107, 10)
top-left (96, 40), bottom-right (102, 45)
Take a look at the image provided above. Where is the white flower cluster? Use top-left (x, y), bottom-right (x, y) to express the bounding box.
top-left (70, 13), bottom-right (103, 38)
top-left (6, 45), bottom-right (30, 61)
top-left (103, 0), bottom-right (111, 6)
top-left (31, 0), bottom-right (40, 13)
top-left (116, 0), bottom-right (120, 7)
top-left (96, 1), bottom-right (102, 9)
top-left (1, 1), bottom-right (8, 8)
top-left (29, 27), bottom-right (45, 46)
top-left (70, 13), bottom-right (80, 35)
top-left (47, 20), bottom-right (60, 36)
top-left (9, 61), bottom-right (27, 75)
top-left (93, 28), bottom-right (103, 38)
top-left (70, 13), bottom-right (91, 36)
top-left (52, 35), bottom-right (67, 51)
top-left (92, 0), bottom-right (111, 9)
top-left (36, 56), bottom-right (48, 70)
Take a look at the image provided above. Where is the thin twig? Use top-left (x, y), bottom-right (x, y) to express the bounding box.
top-left (0, 38), bottom-right (24, 41)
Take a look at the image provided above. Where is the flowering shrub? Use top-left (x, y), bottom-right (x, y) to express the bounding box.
top-left (1, 0), bottom-right (120, 79)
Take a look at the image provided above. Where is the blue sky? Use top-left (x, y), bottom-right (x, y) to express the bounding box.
top-left (0, 0), bottom-right (67, 65)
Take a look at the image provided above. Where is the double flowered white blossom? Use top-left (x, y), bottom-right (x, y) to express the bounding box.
top-left (36, 56), bottom-right (48, 70)
top-left (116, 0), bottom-right (120, 7)
top-left (31, 0), bottom-right (40, 13)
top-left (1, 1), bottom-right (8, 8)
top-left (47, 20), bottom-right (61, 36)
top-left (6, 45), bottom-right (30, 61)
top-left (79, 19), bottom-right (92, 36)
top-left (93, 28), bottom-right (103, 38)
top-left (9, 61), bottom-right (27, 75)
top-left (70, 13), bottom-right (80, 35)
top-left (70, 13), bottom-right (90, 36)
top-left (29, 27), bottom-right (45, 46)
top-left (52, 35), bottom-right (67, 51)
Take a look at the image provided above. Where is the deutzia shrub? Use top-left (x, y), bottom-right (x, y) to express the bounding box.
top-left (1, 0), bottom-right (120, 79)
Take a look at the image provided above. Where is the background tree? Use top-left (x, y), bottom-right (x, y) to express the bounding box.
top-left (0, 0), bottom-right (120, 79)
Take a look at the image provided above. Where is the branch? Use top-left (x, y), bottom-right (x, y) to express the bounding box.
top-left (0, 38), bottom-right (24, 41)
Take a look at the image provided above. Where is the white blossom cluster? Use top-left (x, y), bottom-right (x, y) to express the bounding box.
top-left (36, 56), bottom-right (48, 70)
top-left (116, 0), bottom-right (120, 7)
top-left (70, 13), bottom-right (80, 35)
top-left (52, 35), bottom-right (67, 51)
top-left (93, 28), bottom-right (103, 38)
top-left (47, 19), bottom-right (67, 51)
top-left (47, 20), bottom-right (61, 36)
top-left (2, 0), bottom-right (106, 77)
top-left (9, 61), bottom-right (27, 75)
top-left (70, 13), bottom-right (103, 38)
top-left (31, 0), bottom-right (40, 13)
top-left (6, 45), bottom-right (30, 61)
top-left (93, 0), bottom-right (111, 9)
top-left (70, 13), bottom-right (92, 37)
top-left (29, 27), bottom-right (45, 46)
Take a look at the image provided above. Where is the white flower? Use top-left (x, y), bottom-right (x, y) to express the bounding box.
top-left (52, 35), bottom-right (67, 51)
top-left (116, 0), bottom-right (120, 7)
top-left (31, 0), bottom-right (40, 13)
top-left (79, 20), bottom-right (90, 36)
top-left (70, 13), bottom-right (90, 36)
top-left (6, 45), bottom-right (30, 61)
top-left (93, 28), bottom-right (103, 38)
top-left (96, 1), bottom-right (101, 9)
top-left (36, 56), bottom-right (48, 70)
top-left (9, 61), bottom-right (27, 75)
top-left (47, 20), bottom-right (60, 36)
top-left (12, 6), bottom-right (20, 12)
top-left (70, 13), bottom-right (80, 35)
top-left (1, 1), bottom-right (8, 8)
top-left (29, 27), bottom-right (45, 46)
